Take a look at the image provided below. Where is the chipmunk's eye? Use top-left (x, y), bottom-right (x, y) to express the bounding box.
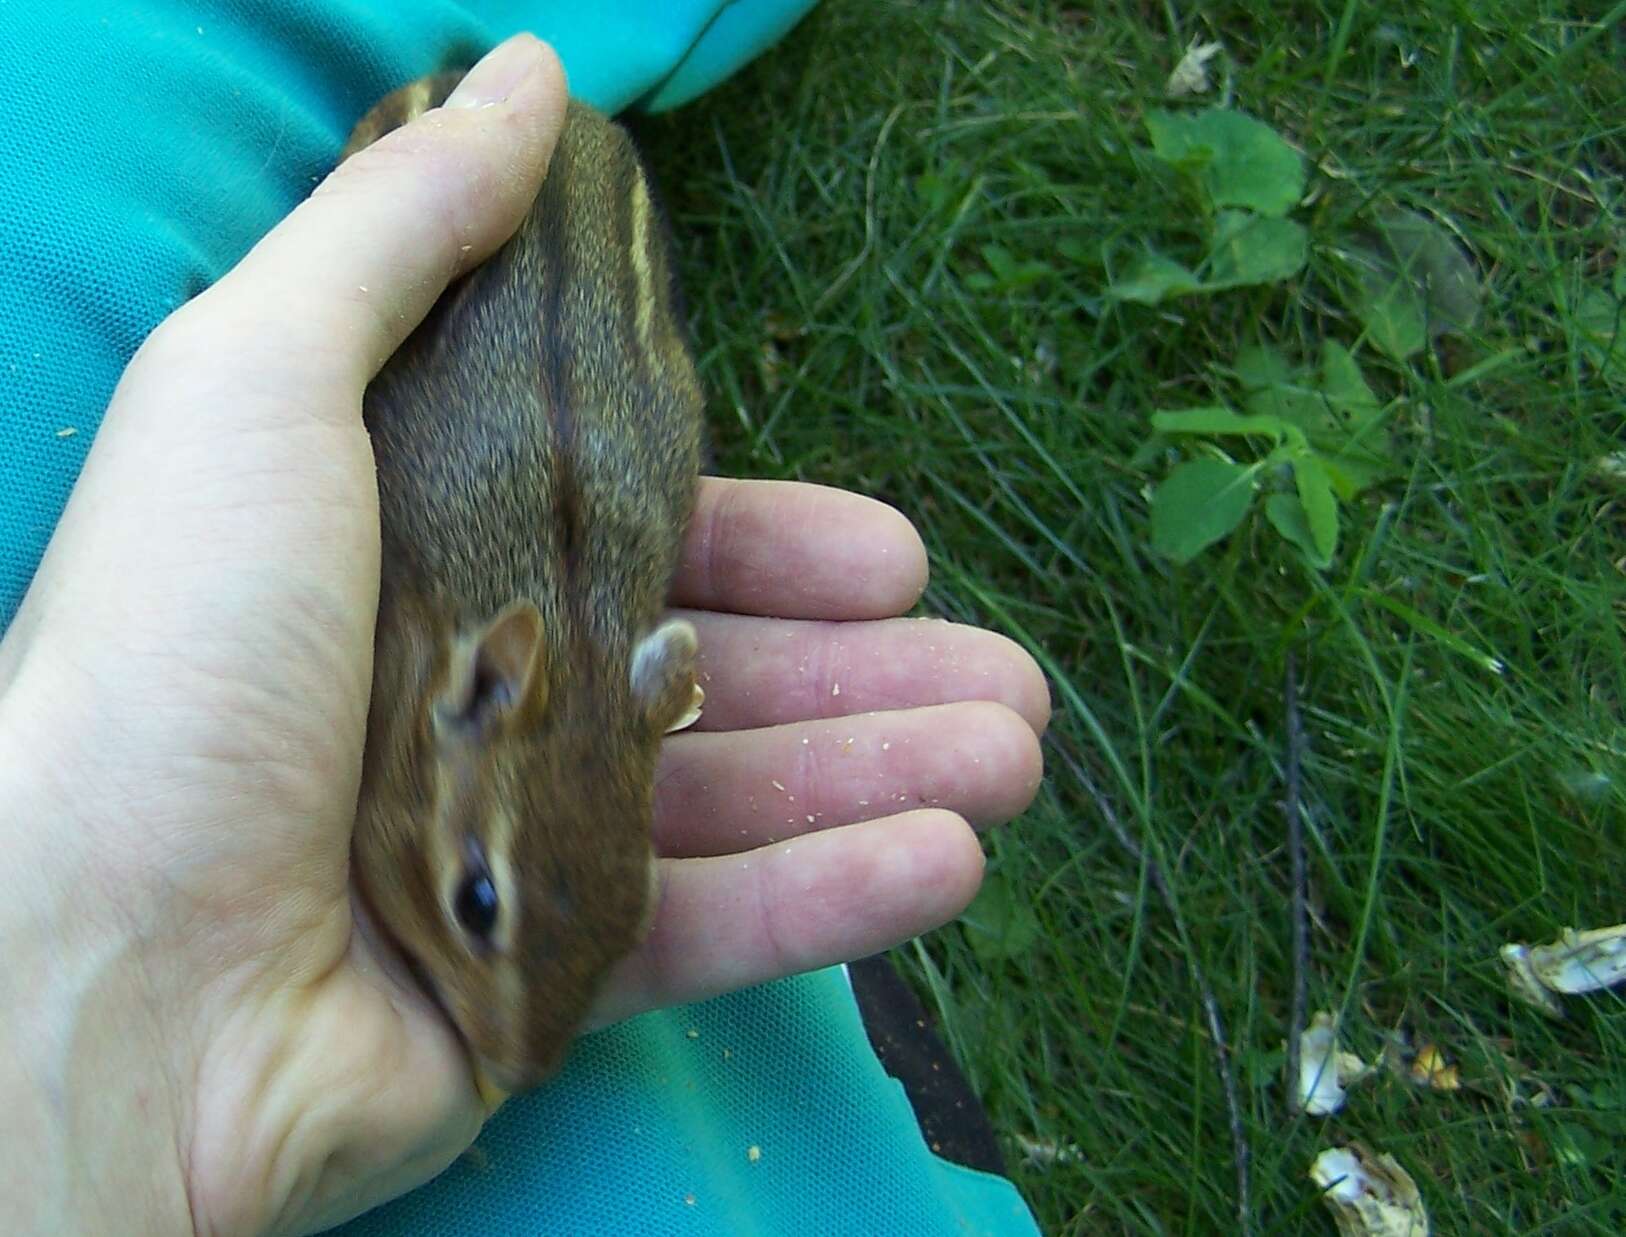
top-left (455, 838), bottom-right (497, 942)
top-left (454, 865), bottom-right (500, 942)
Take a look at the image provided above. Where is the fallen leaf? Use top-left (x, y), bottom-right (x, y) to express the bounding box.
top-left (1167, 39), bottom-right (1223, 96)
top-left (1501, 923), bottom-right (1626, 1016)
top-left (1310, 1144), bottom-right (1430, 1236)
top-left (1408, 1044), bottom-right (1460, 1092)
top-left (1297, 1011), bottom-right (1370, 1116)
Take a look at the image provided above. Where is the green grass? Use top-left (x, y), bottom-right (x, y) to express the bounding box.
top-left (638, 2), bottom-right (1626, 1230)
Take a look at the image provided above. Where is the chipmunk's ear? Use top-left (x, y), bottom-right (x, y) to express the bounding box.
top-left (630, 619), bottom-right (700, 735)
top-left (437, 600), bottom-right (547, 736)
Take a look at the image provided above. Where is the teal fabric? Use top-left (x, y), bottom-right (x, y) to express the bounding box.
top-left (0, 3), bottom-right (1041, 1233)
top-left (329, 967), bottom-right (1040, 1236)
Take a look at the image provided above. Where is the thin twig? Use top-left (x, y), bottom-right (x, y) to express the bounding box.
top-left (1050, 736), bottom-right (1252, 1236)
top-left (1284, 653), bottom-right (1310, 1115)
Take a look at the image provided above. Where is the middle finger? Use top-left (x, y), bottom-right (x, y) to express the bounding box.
top-left (652, 700), bottom-right (1043, 858)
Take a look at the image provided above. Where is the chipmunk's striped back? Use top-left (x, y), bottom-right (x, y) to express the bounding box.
top-left (345, 72), bottom-right (704, 1099)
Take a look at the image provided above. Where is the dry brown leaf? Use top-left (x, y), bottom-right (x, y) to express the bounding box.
top-left (1502, 922), bottom-right (1626, 1016)
top-left (1166, 39), bottom-right (1223, 96)
top-left (1310, 1144), bottom-right (1430, 1237)
top-left (1408, 1044), bottom-right (1460, 1092)
top-left (1297, 1011), bottom-right (1370, 1116)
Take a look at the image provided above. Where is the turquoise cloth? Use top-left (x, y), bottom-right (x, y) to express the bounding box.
top-left (0, 3), bottom-right (1040, 1233)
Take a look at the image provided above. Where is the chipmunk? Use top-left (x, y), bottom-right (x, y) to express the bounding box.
top-left (340, 71), bottom-right (705, 1108)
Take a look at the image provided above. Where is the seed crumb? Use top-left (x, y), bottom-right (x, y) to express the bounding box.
top-left (747, 1145), bottom-right (762, 1163)
top-left (832, 682), bottom-right (841, 696)
top-left (56, 427), bottom-right (76, 438)
top-left (771, 779), bottom-right (786, 791)
top-left (683, 1193), bottom-right (696, 1206)
top-left (686, 1028), bottom-right (700, 1040)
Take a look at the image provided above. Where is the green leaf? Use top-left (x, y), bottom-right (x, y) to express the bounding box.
top-left (1575, 285), bottom-right (1626, 386)
top-left (1264, 493), bottom-right (1321, 564)
top-left (1146, 108), bottom-right (1306, 216)
top-left (1316, 341), bottom-right (1393, 487)
top-left (1319, 341), bottom-right (1380, 422)
top-left (960, 871), bottom-right (1040, 961)
top-left (1320, 453), bottom-right (1390, 502)
top-left (1233, 343), bottom-right (1391, 497)
top-left (915, 171), bottom-right (951, 214)
top-left (1150, 458), bottom-right (1255, 563)
top-left (1236, 346), bottom-right (1324, 433)
top-left (1294, 455), bottom-right (1339, 565)
top-left (1548, 1118), bottom-right (1612, 1169)
top-left (1056, 237), bottom-right (1090, 265)
top-left (1350, 208), bottom-right (1482, 359)
top-left (1206, 211), bottom-right (1307, 288)
top-left (1108, 254), bottom-right (1202, 304)
top-left (1144, 109), bottom-right (1216, 174)
top-left (979, 244), bottom-right (1052, 291)
top-left (1235, 343), bottom-right (1295, 390)
top-left (1152, 406), bottom-right (1286, 441)
top-left (1356, 268), bottom-right (1428, 359)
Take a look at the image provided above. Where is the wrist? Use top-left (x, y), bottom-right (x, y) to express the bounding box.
top-left (0, 749), bottom-right (196, 1237)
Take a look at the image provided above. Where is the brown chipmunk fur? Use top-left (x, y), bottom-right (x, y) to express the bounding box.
top-left (341, 72), bottom-right (704, 1103)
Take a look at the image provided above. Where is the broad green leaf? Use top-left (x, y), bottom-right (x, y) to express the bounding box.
top-left (1206, 211), bottom-right (1307, 288)
top-left (1321, 453), bottom-right (1390, 502)
top-left (1236, 345), bottom-right (1325, 433)
top-left (1146, 108), bottom-right (1306, 216)
top-left (1351, 208), bottom-right (1482, 359)
top-left (1319, 341), bottom-right (1379, 420)
top-left (960, 870), bottom-right (1041, 961)
top-left (1152, 406), bottom-right (1286, 440)
top-left (1317, 341), bottom-right (1393, 485)
top-left (1109, 254), bottom-right (1202, 304)
top-left (1575, 285), bottom-right (1625, 387)
top-left (1151, 458), bottom-right (1255, 563)
top-left (1235, 343), bottom-right (1295, 390)
top-left (1234, 343), bottom-right (1391, 496)
top-left (1294, 455), bottom-right (1339, 565)
top-left (1356, 269), bottom-right (1428, 358)
top-left (1145, 108), bottom-right (1216, 173)
top-left (1264, 493), bottom-right (1321, 564)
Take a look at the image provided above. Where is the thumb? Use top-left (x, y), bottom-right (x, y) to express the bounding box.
top-left (149, 32), bottom-right (568, 412)
top-left (1, 35), bottom-right (565, 773)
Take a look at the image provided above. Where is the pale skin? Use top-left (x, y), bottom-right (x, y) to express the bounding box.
top-left (0, 34), bottom-right (1048, 1237)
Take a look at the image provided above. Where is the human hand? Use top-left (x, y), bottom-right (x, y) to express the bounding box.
top-left (0, 33), bottom-right (1046, 1237)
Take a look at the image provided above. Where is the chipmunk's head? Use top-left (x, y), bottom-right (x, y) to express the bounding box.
top-left (352, 600), bottom-right (698, 1098)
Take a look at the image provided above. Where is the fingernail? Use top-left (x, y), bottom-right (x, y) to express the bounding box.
top-left (445, 33), bottom-right (542, 109)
